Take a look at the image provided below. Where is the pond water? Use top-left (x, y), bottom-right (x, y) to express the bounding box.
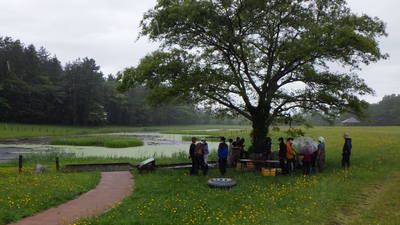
top-left (0, 132), bottom-right (220, 159)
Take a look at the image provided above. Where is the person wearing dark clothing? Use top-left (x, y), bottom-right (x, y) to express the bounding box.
top-left (239, 138), bottom-right (247, 158)
top-left (264, 137), bottom-right (272, 160)
top-left (342, 133), bottom-right (352, 168)
top-left (278, 137), bottom-right (288, 174)
top-left (193, 141), bottom-right (208, 175)
top-left (230, 137), bottom-right (241, 167)
top-left (189, 137), bottom-right (196, 175)
top-left (302, 151), bottom-right (312, 175)
top-left (311, 151), bottom-right (318, 173)
top-left (218, 137), bottom-right (229, 175)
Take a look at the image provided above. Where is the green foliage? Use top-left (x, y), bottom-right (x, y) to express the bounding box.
top-left (285, 128), bottom-right (306, 138)
top-left (0, 166), bottom-right (100, 225)
top-left (49, 137), bottom-right (144, 148)
top-left (366, 94), bottom-right (400, 125)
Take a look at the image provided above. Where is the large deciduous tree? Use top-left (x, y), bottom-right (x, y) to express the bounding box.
top-left (119, 0), bottom-right (387, 149)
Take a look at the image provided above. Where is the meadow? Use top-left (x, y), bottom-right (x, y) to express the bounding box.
top-left (0, 125), bottom-right (399, 225)
top-left (77, 126), bottom-right (400, 225)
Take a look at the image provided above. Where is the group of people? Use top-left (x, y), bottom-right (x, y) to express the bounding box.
top-left (189, 133), bottom-right (352, 176)
top-left (189, 136), bottom-right (247, 176)
top-left (278, 137), bottom-right (326, 175)
top-left (189, 137), bottom-right (209, 175)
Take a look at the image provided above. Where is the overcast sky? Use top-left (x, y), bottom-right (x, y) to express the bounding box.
top-left (0, 0), bottom-right (398, 103)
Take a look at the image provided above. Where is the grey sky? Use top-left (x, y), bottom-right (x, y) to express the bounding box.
top-left (0, 0), bottom-right (398, 103)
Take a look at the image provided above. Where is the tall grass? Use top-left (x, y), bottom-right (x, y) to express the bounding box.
top-left (49, 137), bottom-right (144, 148)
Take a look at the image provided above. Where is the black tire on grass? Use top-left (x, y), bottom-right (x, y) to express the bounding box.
top-left (207, 178), bottom-right (236, 188)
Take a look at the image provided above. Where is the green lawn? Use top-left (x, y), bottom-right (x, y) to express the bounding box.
top-left (0, 166), bottom-right (100, 225)
top-left (73, 126), bottom-right (400, 225)
top-left (49, 137), bottom-right (144, 148)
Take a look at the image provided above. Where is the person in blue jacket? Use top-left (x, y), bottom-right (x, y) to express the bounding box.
top-left (342, 133), bottom-right (352, 168)
top-left (218, 136), bottom-right (229, 175)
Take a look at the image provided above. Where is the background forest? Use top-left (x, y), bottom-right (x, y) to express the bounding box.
top-left (0, 36), bottom-right (243, 126)
top-left (0, 36), bottom-right (398, 126)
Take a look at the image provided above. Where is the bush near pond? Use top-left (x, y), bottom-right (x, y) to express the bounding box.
top-left (49, 137), bottom-right (144, 148)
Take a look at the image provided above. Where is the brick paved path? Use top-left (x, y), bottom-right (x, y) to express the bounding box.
top-left (8, 171), bottom-right (133, 225)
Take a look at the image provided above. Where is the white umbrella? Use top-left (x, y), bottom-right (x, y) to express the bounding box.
top-left (292, 137), bottom-right (318, 154)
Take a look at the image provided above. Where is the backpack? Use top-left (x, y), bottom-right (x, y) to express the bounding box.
top-left (194, 143), bottom-right (204, 155)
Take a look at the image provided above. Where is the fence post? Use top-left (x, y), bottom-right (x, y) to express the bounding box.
top-left (18, 155), bottom-right (23, 173)
top-left (56, 157), bottom-right (60, 171)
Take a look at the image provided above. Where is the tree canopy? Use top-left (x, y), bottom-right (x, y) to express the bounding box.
top-left (119, 0), bottom-right (387, 148)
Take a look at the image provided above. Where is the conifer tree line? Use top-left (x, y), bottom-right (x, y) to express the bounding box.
top-left (0, 36), bottom-right (230, 126)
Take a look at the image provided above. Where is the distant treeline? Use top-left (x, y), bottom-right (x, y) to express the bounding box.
top-left (0, 36), bottom-right (242, 126)
top-left (305, 94), bottom-right (400, 126)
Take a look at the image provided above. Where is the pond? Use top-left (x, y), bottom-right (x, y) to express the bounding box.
top-left (0, 132), bottom-right (220, 159)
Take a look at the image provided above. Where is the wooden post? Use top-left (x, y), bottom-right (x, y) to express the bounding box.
top-left (18, 155), bottom-right (23, 173)
top-left (56, 157), bottom-right (60, 171)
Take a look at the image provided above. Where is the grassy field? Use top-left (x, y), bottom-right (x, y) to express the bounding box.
top-left (49, 137), bottom-right (144, 148)
top-left (1, 125), bottom-right (399, 225)
top-left (72, 126), bottom-right (400, 225)
top-left (0, 165), bottom-right (100, 225)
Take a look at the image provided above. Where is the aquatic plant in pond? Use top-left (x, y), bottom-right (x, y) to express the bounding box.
top-left (49, 137), bottom-right (144, 148)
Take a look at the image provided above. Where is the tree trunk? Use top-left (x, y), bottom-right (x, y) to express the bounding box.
top-left (251, 111), bottom-right (269, 152)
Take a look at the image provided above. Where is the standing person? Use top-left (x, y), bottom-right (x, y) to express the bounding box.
top-left (239, 138), bottom-right (247, 158)
top-left (217, 137), bottom-right (229, 175)
top-left (278, 137), bottom-right (288, 174)
top-left (302, 146), bottom-right (312, 175)
top-left (317, 136), bottom-right (326, 172)
top-left (230, 137), bottom-right (241, 167)
top-left (311, 144), bottom-right (318, 173)
top-left (202, 138), bottom-right (209, 165)
top-left (264, 137), bottom-right (272, 160)
top-left (194, 141), bottom-right (208, 175)
top-left (189, 137), bottom-right (197, 175)
top-left (227, 138), bottom-right (234, 167)
top-left (286, 138), bottom-right (296, 173)
top-left (342, 133), bottom-right (352, 168)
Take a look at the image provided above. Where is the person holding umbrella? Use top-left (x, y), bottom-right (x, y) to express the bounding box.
top-left (292, 137), bottom-right (318, 175)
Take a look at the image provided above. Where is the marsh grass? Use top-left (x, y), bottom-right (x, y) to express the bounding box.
top-left (0, 123), bottom-right (247, 140)
top-left (49, 137), bottom-right (144, 148)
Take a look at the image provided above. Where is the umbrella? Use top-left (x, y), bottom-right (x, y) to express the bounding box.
top-left (292, 137), bottom-right (318, 154)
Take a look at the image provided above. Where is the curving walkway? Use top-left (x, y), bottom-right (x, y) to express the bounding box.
top-left (8, 171), bottom-right (134, 225)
